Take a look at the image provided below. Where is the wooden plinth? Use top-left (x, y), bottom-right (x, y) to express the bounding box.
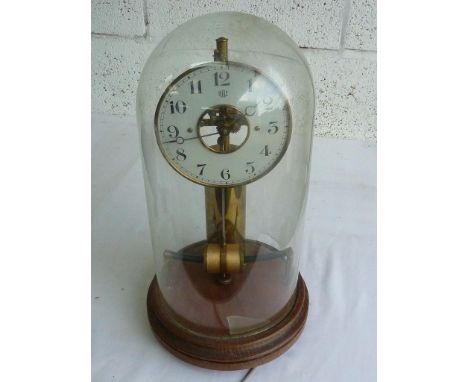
top-left (147, 274), bottom-right (309, 370)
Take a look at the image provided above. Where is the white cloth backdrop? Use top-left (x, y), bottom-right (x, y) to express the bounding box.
top-left (92, 114), bottom-right (376, 382)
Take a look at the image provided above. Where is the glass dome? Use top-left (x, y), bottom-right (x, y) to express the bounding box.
top-left (137, 11), bottom-right (314, 369)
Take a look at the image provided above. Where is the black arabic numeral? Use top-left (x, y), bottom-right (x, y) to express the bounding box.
top-left (197, 163), bottom-right (206, 175)
top-left (170, 100), bottom-right (187, 114)
top-left (176, 148), bottom-right (187, 161)
top-left (190, 80), bottom-right (202, 94)
top-left (167, 125), bottom-right (179, 138)
top-left (260, 145), bottom-right (270, 157)
top-left (245, 161), bottom-right (255, 174)
top-left (268, 122), bottom-right (279, 135)
top-left (214, 71), bottom-right (230, 86)
top-left (220, 168), bottom-right (231, 180)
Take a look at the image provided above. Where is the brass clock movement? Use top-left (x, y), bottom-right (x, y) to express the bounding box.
top-left (137, 12), bottom-right (315, 370)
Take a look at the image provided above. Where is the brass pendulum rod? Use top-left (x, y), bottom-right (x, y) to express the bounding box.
top-left (205, 186), bottom-right (245, 244)
top-left (214, 40), bottom-right (230, 154)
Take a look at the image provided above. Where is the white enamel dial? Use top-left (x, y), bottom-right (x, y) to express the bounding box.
top-left (154, 61), bottom-right (291, 187)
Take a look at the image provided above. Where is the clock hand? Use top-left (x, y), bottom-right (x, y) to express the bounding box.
top-left (162, 131), bottom-right (219, 144)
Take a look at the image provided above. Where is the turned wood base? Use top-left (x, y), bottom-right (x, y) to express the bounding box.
top-left (147, 274), bottom-right (309, 370)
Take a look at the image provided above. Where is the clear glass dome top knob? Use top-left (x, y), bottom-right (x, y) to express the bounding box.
top-left (137, 12), bottom-right (314, 370)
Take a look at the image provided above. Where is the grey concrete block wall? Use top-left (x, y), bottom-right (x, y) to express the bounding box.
top-left (345, 0), bottom-right (377, 50)
top-left (92, 37), bottom-right (151, 114)
top-left (147, 0), bottom-right (345, 49)
top-left (92, 0), bottom-right (377, 143)
top-left (305, 50), bottom-right (376, 142)
top-left (92, 0), bottom-right (147, 37)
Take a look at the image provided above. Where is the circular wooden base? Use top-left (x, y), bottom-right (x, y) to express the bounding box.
top-left (147, 274), bottom-right (309, 370)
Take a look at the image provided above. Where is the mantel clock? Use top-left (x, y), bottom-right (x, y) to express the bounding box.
top-left (137, 12), bottom-right (315, 370)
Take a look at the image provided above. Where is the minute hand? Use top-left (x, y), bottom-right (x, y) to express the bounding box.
top-left (163, 131), bottom-right (219, 144)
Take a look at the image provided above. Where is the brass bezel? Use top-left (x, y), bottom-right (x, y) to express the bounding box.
top-left (154, 61), bottom-right (293, 188)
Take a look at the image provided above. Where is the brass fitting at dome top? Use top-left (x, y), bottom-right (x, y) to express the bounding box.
top-left (214, 37), bottom-right (228, 62)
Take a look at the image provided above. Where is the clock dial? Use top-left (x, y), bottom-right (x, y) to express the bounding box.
top-left (154, 61), bottom-right (291, 187)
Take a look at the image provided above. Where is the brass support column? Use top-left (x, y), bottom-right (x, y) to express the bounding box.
top-left (204, 186), bottom-right (246, 280)
top-left (205, 186), bottom-right (245, 244)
